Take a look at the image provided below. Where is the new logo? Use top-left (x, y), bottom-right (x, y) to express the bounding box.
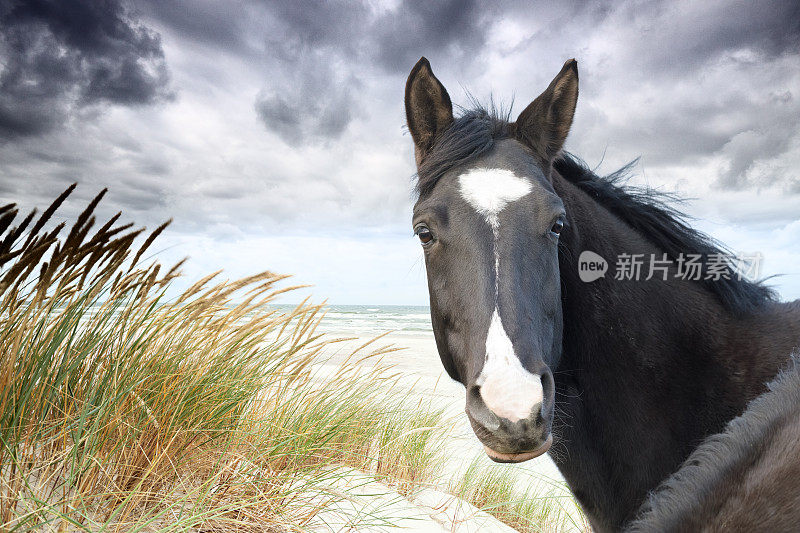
top-left (578, 251), bottom-right (608, 282)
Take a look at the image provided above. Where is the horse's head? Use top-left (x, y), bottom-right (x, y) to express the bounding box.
top-left (405, 58), bottom-right (578, 463)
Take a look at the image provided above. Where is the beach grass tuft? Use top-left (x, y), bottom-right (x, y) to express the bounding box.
top-left (451, 457), bottom-right (591, 532)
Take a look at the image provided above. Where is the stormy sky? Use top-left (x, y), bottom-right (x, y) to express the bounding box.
top-left (1, 0), bottom-right (799, 304)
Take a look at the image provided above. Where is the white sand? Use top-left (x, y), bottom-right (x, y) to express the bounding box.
top-left (319, 332), bottom-right (566, 483)
top-left (304, 467), bottom-right (520, 532)
top-left (313, 331), bottom-right (586, 531)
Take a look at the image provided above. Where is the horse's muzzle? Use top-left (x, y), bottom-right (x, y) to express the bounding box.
top-left (464, 370), bottom-right (554, 463)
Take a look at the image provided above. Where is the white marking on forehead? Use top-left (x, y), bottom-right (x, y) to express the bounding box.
top-left (476, 310), bottom-right (543, 423)
top-left (458, 168), bottom-right (532, 228)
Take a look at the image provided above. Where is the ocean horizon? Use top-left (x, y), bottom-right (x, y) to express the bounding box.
top-left (270, 304), bottom-right (433, 338)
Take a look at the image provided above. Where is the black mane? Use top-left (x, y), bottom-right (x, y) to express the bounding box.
top-left (555, 153), bottom-right (776, 315)
top-left (416, 105), bottom-right (776, 315)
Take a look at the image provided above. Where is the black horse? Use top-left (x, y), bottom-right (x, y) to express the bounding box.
top-left (627, 353), bottom-right (800, 532)
top-left (403, 57), bottom-right (800, 531)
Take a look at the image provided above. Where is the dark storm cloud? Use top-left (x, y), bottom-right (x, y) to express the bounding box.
top-left (255, 86), bottom-right (355, 145)
top-left (606, 0), bottom-right (800, 76)
top-left (253, 49), bottom-right (360, 144)
top-left (249, 0), bottom-right (492, 143)
top-left (136, 0), bottom-right (251, 51)
top-left (0, 0), bottom-right (172, 139)
top-left (2, 0), bottom-right (800, 233)
top-left (369, 0), bottom-right (488, 73)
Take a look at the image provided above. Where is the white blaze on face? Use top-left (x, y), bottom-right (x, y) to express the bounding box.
top-left (477, 310), bottom-right (544, 422)
top-left (459, 167), bottom-right (543, 423)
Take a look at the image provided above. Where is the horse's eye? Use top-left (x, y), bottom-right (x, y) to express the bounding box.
top-left (415, 226), bottom-right (434, 245)
top-left (550, 219), bottom-right (564, 236)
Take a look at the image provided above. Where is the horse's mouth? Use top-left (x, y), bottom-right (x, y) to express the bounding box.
top-left (483, 434), bottom-right (553, 463)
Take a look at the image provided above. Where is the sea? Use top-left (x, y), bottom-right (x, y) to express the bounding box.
top-left (272, 304), bottom-right (434, 338)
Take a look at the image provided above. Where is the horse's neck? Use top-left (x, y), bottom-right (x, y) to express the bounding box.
top-left (549, 173), bottom-right (796, 531)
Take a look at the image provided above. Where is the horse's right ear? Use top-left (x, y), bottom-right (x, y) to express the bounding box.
top-left (405, 57), bottom-right (453, 165)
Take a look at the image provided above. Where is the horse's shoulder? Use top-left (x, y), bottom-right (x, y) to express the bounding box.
top-left (626, 355), bottom-right (800, 532)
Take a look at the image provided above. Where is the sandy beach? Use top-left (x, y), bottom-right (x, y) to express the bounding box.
top-left (311, 322), bottom-right (588, 531)
top-left (320, 331), bottom-right (566, 485)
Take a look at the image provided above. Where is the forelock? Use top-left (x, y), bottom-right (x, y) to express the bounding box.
top-left (415, 103), bottom-right (511, 198)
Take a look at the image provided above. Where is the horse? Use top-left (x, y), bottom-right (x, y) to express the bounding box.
top-left (626, 353), bottom-right (800, 532)
top-left (403, 56), bottom-right (800, 532)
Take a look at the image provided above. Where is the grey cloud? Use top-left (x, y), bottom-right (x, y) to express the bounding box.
top-left (111, 178), bottom-right (169, 211)
top-left (138, 0), bottom-right (800, 156)
top-left (370, 0), bottom-right (488, 73)
top-left (269, 1), bottom-right (369, 53)
top-left (579, 88), bottom-right (797, 168)
top-left (136, 0), bottom-right (497, 144)
top-left (246, 2), bottom-right (369, 143)
top-left (255, 91), bottom-right (354, 144)
top-left (542, 0), bottom-right (800, 192)
top-left (592, 0), bottom-right (800, 77)
top-left (149, 0), bottom-right (493, 74)
top-left (665, 0), bottom-right (800, 62)
top-left (136, 0), bottom-right (252, 51)
top-left (716, 130), bottom-right (781, 189)
top-left (714, 124), bottom-right (797, 191)
top-left (254, 59), bottom-right (359, 144)
top-left (255, 95), bottom-right (301, 137)
top-left (250, 0), bottom-right (492, 143)
top-left (266, 0), bottom-right (491, 74)
top-left (0, 0), bottom-right (173, 139)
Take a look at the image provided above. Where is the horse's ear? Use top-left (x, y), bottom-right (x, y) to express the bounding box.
top-left (405, 57), bottom-right (454, 165)
top-left (514, 59), bottom-right (578, 163)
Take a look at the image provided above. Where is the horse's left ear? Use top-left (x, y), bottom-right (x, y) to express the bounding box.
top-left (514, 59), bottom-right (578, 163)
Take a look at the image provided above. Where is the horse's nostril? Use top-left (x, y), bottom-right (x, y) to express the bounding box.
top-left (466, 385), bottom-right (501, 431)
top-left (540, 371), bottom-right (553, 393)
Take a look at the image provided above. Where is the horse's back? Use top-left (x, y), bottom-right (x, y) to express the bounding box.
top-left (627, 353), bottom-right (800, 532)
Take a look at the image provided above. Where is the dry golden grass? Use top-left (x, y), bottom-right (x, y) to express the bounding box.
top-left (0, 188), bottom-right (444, 531)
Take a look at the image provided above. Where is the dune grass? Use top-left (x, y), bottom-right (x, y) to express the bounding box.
top-left (0, 187), bottom-right (586, 532)
top-left (450, 457), bottom-right (590, 532)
